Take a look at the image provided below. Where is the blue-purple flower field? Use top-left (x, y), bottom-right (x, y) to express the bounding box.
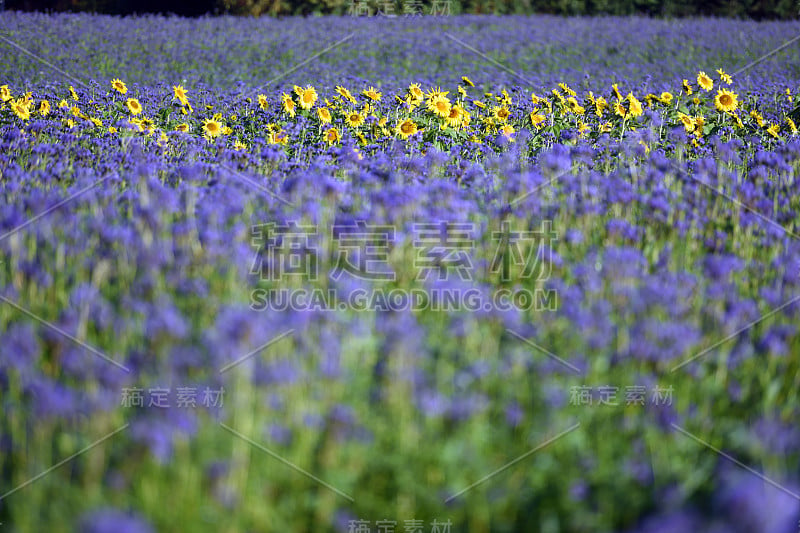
top-left (1, 11), bottom-right (800, 532)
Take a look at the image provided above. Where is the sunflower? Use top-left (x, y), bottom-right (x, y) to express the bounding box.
top-left (362, 86), bottom-right (382, 101)
top-left (714, 89), bottom-right (738, 113)
top-left (426, 86), bottom-right (448, 100)
top-left (461, 110), bottom-right (472, 127)
top-left (297, 86), bottom-right (318, 110)
top-left (10, 99), bottom-right (30, 120)
top-left (128, 118), bottom-right (144, 132)
top-left (126, 98), bottom-right (142, 115)
top-left (345, 111), bottom-right (365, 128)
top-left (0, 85), bottom-right (11, 102)
top-left (786, 117), bottom-right (798, 135)
top-left (324, 127), bottom-right (341, 145)
top-left (594, 96), bottom-right (607, 116)
top-left (173, 85), bottom-right (189, 105)
top-left (558, 83), bottom-right (576, 97)
top-left (611, 83), bottom-right (623, 101)
top-left (461, 76), bottom-right (475, 87)
top-left (659, 92), bottom-right (673, 105)
top-left (281, 93), bottom-right (296, 117)
top-left (598, 121), bottom-right (612, 133)
top-left (336, 86), bottom-right (356, 104)
top-left (445, 104), bottom-right (465, 128)
top-left (766, 123), bottom-right (780, 138)
top-left (39, 100), bottom-right (50, 116)
top-left (491, 105), bottom-right (510, 122)
top-left (613, 100), bottom-right (627, 118)
top-left (697, 71), bottom-right (713, 91)
top-left (693, 115), bottom-right (705, 135)
top-left (268, 130), bottom-right (288, 145)
top-left (203, 119), bottom-right (223, 138)
top-left (681, 79), bottom-right (693, 95)
top-left (69, 86), bottom-right (79, 100)
top-left (499, 124), bottom-right (515, 140)
top-left (407, 83), bottom-right (424, 104)
top-left (140, 117), bottom-right (154, 132)
top-left (396, 118), bottom-right (420, 139)
top-left (111, 79), bottom-right (127, 95)
top-left (529, 110), bottom-right (546, 129)
top-left (716, 69), bottom-right (732, 85)
top-left (566, 97), bottom-right (585, 115)
top-left (678, 112), bottom-right (695, 133)
top-left (257, 94), bottom-right (268, 110)
top-left (175, 123), bottom-right (190, 132)
top-left (428, 94), bottom-right (452, 118)
top-left (472, 100), bottom-right (486, 109)
top-left (233, 140), bottom-right (247, 151)
top-left (627, 93), bottom-right (643, 117)
top-left (750, 110), bottom-right (764, 127)
top-left (317, 107), bottom-right (332, 124)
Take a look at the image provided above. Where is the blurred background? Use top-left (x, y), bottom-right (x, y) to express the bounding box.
top-left (2, 0), bottom-right (799, 18)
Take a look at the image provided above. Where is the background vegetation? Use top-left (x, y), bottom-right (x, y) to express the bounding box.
top-left (4, 0), bottom-right (800, 18)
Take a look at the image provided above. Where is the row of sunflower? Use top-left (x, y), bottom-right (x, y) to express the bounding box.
top-left (1, 70), bottom-right (797, 156)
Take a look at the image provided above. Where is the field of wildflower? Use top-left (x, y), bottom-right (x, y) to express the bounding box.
top-left (1, 11), bottom-right (800, 533)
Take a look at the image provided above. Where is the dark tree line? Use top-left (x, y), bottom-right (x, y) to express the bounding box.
top-left (3, 0), bottom-right (799, 18)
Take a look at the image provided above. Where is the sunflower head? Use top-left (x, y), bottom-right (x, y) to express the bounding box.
top-left (363, 86), bottom-right (382, 102)
top-left (173, 85), bottom-right (188, 104)
top-left (697, 71), bottom-right (713, 91)
top-left (626, 93), bottom-right (643, 117)
top-left (324, 127), bottom-right (340, 146)
top-left (529, 110), bottom-right (546, 129)
top-left (492, 105), bottom-right (510, 122)
top-left (346, 111), bottom-right (365, 128)
top-left (427, 94), bottom-right (452, 119)
top-left (317, 107), bottom-right (332, 124)
top-left (111, 79), bottom-right (128, 95)
top-left (282, 93), bottom-right (296, 116)
top-left (714, 89), bottom-right (738, 113)
top-left (298, 86), bottom-right (318, 110)
top-left (126, 98), bottom-right (142, 115)
top-left (203, 119), bottom-right (222, 138)
top-left (396, 118), bottom-right (419, 140)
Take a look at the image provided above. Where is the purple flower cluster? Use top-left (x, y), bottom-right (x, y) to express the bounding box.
top-left (1, 11), bottom-right (799, 533)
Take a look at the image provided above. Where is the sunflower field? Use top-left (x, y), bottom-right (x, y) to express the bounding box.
top-left (1, 12), bottom-right (800, 533)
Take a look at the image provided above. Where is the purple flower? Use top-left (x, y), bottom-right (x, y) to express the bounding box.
top-left (78, 508), bottom-right (153, 533)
